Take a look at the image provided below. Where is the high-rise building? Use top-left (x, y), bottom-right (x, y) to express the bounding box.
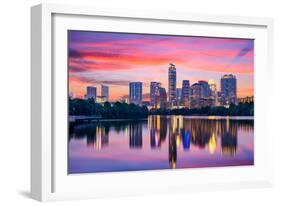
top-left (181, 80), bottom-right (190, 99)
top-left (176, 88), bottom-right (182, 102)
top-left (175, 88), bottom-right (182, 107)
top-left (198, 80), bottom-right (211, 97)
top-left (86, 86), bottom-right (97, 100)
top-left (190, 83), bottom-right (204, 104)
top-left (190, 81), bottom-right (216, 108)
top-left (208, 79), bottom-right (218, 106)
top-left (181, 80), bottom-right (190, 107)
top-left (150, 82), bottom-right (161, 108)
top-left (220, 74), bottom-right (237, 105)
top-left (168, 63), bottom-right (177, 105)
top-left (208, 79), bottom-right (216, 95)
top-left (158, 87), bottom-right (167, 109)
top-left (217, 91), bottom-right (222, 105)
top-left (190, 83), bottom-right (203, 109)
top-left (129, 82), bottom-right (142, 105)
top-left (150, 82), bottom-right (167, 109)
top-left (101, 85), bottom-right (109, 101)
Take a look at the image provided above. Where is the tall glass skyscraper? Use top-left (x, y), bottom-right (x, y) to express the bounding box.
top-left (181, 80), bottom-right (190, 100)
top-left (129, 82), bottom-right (142, 105)
top-left (198, 80), bottom-right (211, 97)
top-left (176, 88), bottom-right (182, 101)
top-left (150, 82), bottom-right (161, 107)
top-left (208, 79), bottom-right (218, 106)
top-left (220, 74), bottom-right (237, 105)
top-left (158, 87), bottom-right (167, 109)
top-left (168, 63), bottom-right (176, 104)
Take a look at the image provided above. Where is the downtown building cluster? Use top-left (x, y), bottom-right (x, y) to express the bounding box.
top-left (128, 63), bottom-right (238, 109)
top-left (84, 84), bottom-right (109, 103)
top-left (81, 63), bottom-right (240, 109)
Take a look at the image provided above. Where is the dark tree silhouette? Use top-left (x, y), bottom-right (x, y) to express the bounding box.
top-left (69, 98), bottom-right (149, 119)
top-left (69, 98), bottom-right (253, 118)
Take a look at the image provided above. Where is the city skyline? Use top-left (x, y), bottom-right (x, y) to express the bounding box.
top-left (81, 70), bottom-right (241, 109)
top-left (69, 31), bottom-right (254, 101)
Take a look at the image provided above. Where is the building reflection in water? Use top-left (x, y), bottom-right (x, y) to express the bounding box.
top-left (168, 116), bottom-right (183, 169)
top-left (169, 125), bottom-right (177, 168)
top-left (164, 116), bottom-right (240, 168)
top-left (181, 129), bottom-right (191, 151)
top-left (86, 126), bottom-right (109, 150)
top-left (190, 119), bottom-right (214, 149)
top-left (208, 132), bottom-right (217, 154)
top-left (220, 119), bottom-right (238, 156)
top-left (92, 126), bottom-right (109, 150)
top-left (69, 116), bottom-right (252, 168)
top-left (129, 122), bottom-right (143, 149)
top-left (149, 116), bottom-right (167, 148)
top-left (70, 124), bottom-right (109, 150)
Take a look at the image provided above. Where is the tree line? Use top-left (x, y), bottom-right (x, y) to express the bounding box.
top-left (69, 98), bottom-right (149, 119)
top-left (150, 102), bottom-right (254, 116)
top-left (69, 98), bottom-right (254, 119)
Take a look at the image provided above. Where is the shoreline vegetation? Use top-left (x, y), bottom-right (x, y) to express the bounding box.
top-left (69, 98), bottom-right (254, 119)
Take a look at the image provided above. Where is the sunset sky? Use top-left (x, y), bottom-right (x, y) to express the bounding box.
top-left (68, 31), bottom-right (254, 101)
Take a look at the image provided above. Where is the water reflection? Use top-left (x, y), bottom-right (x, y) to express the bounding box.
top-left (129, 122), bottom-right (143, 148)
top-left (149, 116), bottom-right (167, 148)
top-left (71, 124), bottom-right (110, 150)
top-left (69, 116), bottom-right (254, 173)
top-left (221, 119), bottom-right (237, 156)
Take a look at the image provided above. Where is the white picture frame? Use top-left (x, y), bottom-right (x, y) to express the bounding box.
top-left (31, 3), bottom-right (274, 202)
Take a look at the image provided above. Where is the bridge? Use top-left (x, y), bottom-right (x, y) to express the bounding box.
top-left (69, 115), bottom-right (102, 123)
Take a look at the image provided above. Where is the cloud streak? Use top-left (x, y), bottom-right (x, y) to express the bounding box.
top-left (68, 31), bottom-right (254, 99)
top-left (70, 75), bottom-right (130, 87)
top-left (224, 41), bottom-right (254, 70)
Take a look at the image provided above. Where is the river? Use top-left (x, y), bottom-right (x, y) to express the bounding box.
top-left (68, 115), bottom-right (254, 174)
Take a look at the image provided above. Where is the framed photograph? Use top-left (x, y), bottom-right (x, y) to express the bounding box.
top-left (31, 3), bottom-right (274, 201)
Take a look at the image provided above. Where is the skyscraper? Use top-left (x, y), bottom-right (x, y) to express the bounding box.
top-left (190, 83), bottom-right (203, 99)
top-left (150, 82), bottom-right (161, 108)
top-left (86, 86), bottom-right (97, 100)
top-left (176, 88), bottom-right (182, 106)
top-left (129, 82), bottom-right (142, 105)
top-left (190, 83), bottom-right (203, 109)
top-left (158, 87), bottom-right (167, 109)
top-left (208, 79), bottom-right (216, 95)
top-left (168, 63), bottom-right (176, 105)
top-left (176, 88), bottom-right (182, 101)
top-left (101, 85), bottom-right (109, 101)
top-left (220, 74), bottom-right (237, 105)
top-left (208, 79), bottom-right (218, 106)
top-left (181, 80), bottom-right (190, 106)
top-left (198, 80), bottom-right (211, 97)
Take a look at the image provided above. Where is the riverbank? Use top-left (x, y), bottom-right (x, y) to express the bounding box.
top-left (69, 98), bottom-right (254, 119)
top-left (70, 115), bottom-right (254, 124)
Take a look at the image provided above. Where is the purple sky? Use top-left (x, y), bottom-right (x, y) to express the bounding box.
top-left (68, 31), bottom-right (254, 100)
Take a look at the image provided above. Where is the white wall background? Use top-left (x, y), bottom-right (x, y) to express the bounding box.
top-left (0, 0), bottom-right (280, 205)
